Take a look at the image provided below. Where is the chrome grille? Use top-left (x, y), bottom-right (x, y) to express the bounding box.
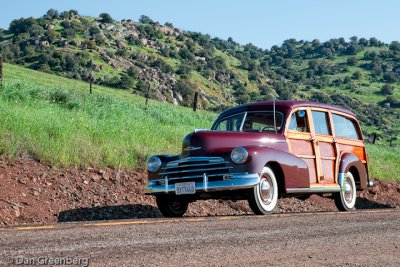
top-left (159, 157), bottom-right (232, 184)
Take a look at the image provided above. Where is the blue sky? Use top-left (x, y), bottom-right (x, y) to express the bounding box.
top-left (1, 0), bottom-right (399, 48)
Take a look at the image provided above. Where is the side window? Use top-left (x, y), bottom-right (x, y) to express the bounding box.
top-left (215, 120), bottom-right (228, 131)
top-left (242, 112), bottom-right (283, 132)
top-left (332, 114), bottom-right (360, 140)
top-left (288, 110), bottom-right (309, 132)
top-left (214, 113), bottom-right (245, 131)
top-left (312, 111), bottom-right (331, 135)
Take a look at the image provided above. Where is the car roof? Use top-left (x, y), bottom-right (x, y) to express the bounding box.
top-left (217, 100), bottom-right (356, 119)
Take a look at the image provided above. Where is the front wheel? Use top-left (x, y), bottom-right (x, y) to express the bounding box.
top-left (334, 171), bottom-right (357, 211)
top-left (156, 195), bottom-right (189, 217)
top-left (248, 166), bottom-right (279, 215)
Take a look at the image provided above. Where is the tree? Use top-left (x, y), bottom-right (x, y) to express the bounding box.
top-left (178, 48), bottom-right (195, 61)
top-left (135, 80), bottom-right (148, 93)
top-left (99, 13), bottom-right (114, 23)
top-left (119, 74), bottom-right (135, 89)
top-left (347, 56), bottom-right (358, 66)
top-left (352, 70), bottom-right (362, 80)
top-left (69, 10), bottom-right (79, 16)
top-left (9, 17), bottom-right (37, 34)
top-left (389, 41), bottom-right (400, 51)
top-left (381, 84), bottom-right (393, 95)
top-left (45, 9), bottom-right (59, 19)
top-left (89, 26), bottom-right (101, 36)
top-left (383, 72), bottom-right (397, 83)
top-left (349, 36), bottom-right (358, 44)
top-left (175, 78), bottom-right (197, 105)
top-left (176, 63), bottom-right (193, 75)
top-left (358, 38), bottom-right (368, 46)
top-left (127, 66), bottom-right (139, 78)
top-left (139, 15), bottom-right (154, 24)
top-left (369, 37), bottom-right (379, 47)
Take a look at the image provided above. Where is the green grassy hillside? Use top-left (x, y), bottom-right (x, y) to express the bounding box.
top-left (1, 11), bottom-right (399, 144)
top-left (1, 64), bottom-right (398, 181)
top-left (1, 63), bottom-right (215, 167)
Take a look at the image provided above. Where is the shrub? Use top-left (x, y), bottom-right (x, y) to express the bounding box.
top-left (381, 84), bottom-right (393, 95)
top-left (48, 88), bottom-right (81, 109)
top-left (99, 13), bottom-right (114, 23)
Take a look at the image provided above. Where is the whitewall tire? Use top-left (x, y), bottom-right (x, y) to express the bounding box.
top-left (248, 166), bottom-right (279, 215)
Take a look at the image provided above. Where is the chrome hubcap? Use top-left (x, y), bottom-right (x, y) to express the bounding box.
top-left (344, 176), bottom-right (354, 204)
top-left (259, 175), bottom-right (274, 204)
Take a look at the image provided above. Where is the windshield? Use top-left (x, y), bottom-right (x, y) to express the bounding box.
top-left (212, 111), bottom-right (283, 132)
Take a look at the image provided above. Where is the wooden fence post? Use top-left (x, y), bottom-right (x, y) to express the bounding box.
top-left (372, 132), bottom-right (377, 144)
top-left (193, 92), bottom-right (199, 112)
top-left (89, 73), bottom-right (94, 94)
top-left (0, 54), bottom-right (3, 87)
top-left (145, 84), bottom-right (150, 109)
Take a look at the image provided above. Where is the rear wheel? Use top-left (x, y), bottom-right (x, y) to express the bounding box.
top-left (156, 195), bottom-right (189, 217)
top-left (248, 166), bottom-right (279, 215)
top-left (334, 171), bottom-right (357, 211)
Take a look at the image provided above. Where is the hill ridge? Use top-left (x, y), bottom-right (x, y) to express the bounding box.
top-left (0, 9), bottom-right (399, 140)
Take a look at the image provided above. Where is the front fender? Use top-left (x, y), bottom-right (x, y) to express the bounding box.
top-left (147, 154), bottom-right (180, 180)
top-left (243, 146), bottom-right (310, 189)
top-left (339, 153), bottom-right (368, 189)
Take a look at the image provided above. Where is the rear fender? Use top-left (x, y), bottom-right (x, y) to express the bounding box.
top-left (339, 153), bottom-right (368, 189)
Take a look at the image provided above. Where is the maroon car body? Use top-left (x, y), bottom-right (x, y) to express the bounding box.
top-left (146, 100), bottom-right (373, 217)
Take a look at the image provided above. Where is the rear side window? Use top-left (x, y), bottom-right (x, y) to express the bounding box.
top-left (332, 114), bottom-right (360, 140)
top-left (312, 111), bottom-right (331, 135)
top-left (288, 110), bottom-right (309, 132)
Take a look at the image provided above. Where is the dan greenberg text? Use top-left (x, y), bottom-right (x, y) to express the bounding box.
top-left (4, 256), bottom-right (89, 266)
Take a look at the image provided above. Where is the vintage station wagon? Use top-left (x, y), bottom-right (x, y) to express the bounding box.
top-left (146, 100), bottom-right (373, 217)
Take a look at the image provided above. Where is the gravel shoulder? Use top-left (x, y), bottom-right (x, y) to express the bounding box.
top-left (1, 157), bottom-right (400, 225)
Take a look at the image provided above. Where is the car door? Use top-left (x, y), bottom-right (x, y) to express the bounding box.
top-left (286, 108), bottom-right (318, 184)
top-left (309, 109), bottom-right (337, 184)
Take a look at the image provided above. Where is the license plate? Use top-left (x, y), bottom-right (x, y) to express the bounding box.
top-left (175, 182), bottom-right (196, 195)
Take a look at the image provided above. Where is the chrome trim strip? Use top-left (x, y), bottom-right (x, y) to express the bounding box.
top-left (286, 186), bottom-right (341, 193)
top-left (152, 172), bottom-right (247, 182)
top-left (162, 161), bottom-right (230, 170)
top-left (146, 173), bottom-right (260, 193)
top-left (184, 146), bottom-right (202, 151)
top-left (167, 172), bottom-right (246, 181)
top-left (203, 173), bottom-right (208, 192)
top-left (166, 157), bottom-right (225, 167)
top-left (164, 176), bottom-right (168, 193)
top-left (160, 166), bottom-right (232, 175)
top-left (338, 172), bottom-right (347, 191)
top-left (239, 112), bottom-right (248, 131)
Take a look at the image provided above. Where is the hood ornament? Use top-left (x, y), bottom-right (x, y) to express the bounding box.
top-left (184, 146), bottom-right (202, 151)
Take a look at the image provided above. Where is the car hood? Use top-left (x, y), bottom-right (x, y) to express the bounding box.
top-left (181, 130), bottom-right (287, 156)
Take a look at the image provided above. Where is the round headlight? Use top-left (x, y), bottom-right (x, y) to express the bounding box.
top-left (147, 156), bottom-right (161, 172)
top-left (231, 147), bottom-right (248, 164)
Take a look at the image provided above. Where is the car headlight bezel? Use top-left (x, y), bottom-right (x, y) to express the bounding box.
top-left (231, 147), bottom-right (249, 164)
top-left (147, 156), bottom-right (162, 172)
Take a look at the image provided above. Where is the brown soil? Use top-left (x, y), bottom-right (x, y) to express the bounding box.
top-left (1, 156), bottom-right (399, 225)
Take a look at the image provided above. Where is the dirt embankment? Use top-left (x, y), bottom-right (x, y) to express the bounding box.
top-left (1, 157), bottom-right (399, 225)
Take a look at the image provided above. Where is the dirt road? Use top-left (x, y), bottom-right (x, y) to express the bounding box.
top-left (0, 210), bottom-right (399, 266)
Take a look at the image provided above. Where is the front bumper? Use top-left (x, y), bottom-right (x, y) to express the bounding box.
top-left (145, 173), bottom-right (260, 194)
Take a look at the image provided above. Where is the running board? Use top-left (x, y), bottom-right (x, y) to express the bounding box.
top-left (286, 186), bottom-right (341, 194)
